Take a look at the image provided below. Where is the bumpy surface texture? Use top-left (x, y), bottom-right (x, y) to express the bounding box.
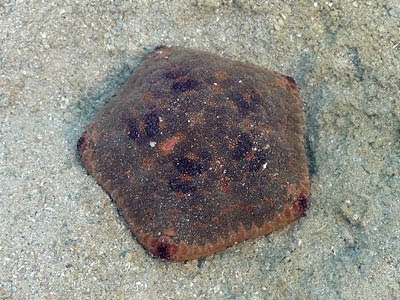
top-left (78, 46), bottom-right (310, 261)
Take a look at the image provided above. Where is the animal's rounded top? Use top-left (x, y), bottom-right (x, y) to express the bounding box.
top-left (78, 46), bottom-right (310, 261)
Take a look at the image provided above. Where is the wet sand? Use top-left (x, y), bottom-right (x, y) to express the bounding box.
top-left (1, 1), bottom-right (399, 299)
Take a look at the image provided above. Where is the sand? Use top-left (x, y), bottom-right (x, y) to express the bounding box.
top-left (1, 0), bottom-right (399, 299)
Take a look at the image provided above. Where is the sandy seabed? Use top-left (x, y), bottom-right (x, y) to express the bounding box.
top-left (1, 1), bottom-right (399, 299)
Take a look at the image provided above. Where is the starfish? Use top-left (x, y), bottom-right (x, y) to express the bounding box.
top-left (78, 46), bottom-right (310, 261)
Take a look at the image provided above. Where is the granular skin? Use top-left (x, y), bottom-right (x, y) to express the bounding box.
top-left (78, 46), bottom-right (310, 261)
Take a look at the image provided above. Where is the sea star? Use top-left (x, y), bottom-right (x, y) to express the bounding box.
top-left (78, 46), bottom-right (310, 261)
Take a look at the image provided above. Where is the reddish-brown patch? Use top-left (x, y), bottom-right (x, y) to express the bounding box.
top-left (209, 157), bottom-right (225, 173)
top-left (262, 197), bottom-right (272, 205)
top-left (144, 207), bottom-right (154, 220)
top-left (228, 99), bottom-right (240, 113)
top-left (141, 91), bottom-right (153, 103)
top-left (273, 77), bottom-right (288, 89)
top-left (208, 83), bottom-right (224, 93)
top-left (179, 173), bottom-right (192, 181)
top-left (225, 119), bottom-right (234, 128)
top-left (214, 69), bottom-right (228, 81)
top-left (184, 152), bottom-right (199, 160)
top-left (141, 156), bottom-right (157, 171)
top-left (243, 93), bottom-right (252, 101)
top-left (157, 97), bottom-right (169, 108)
top-left (138, 120), bottom-right (145, 133)
top-left (187, 112), bottom-right (205, 125)
top-left (217, 177), bottom-right (232, 194)
top-left (163, 228), bottom-right (177, 237)
top-left (206, 97), bottom-right (217, 106)
top-left (159, 133), bottom-right (184, 156)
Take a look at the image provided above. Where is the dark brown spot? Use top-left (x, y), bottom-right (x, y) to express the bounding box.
top-left (284, 75), bottom-right (296, 85)
top-left (127, 120), bottom-right (140, 140)
top-left (230, 93), bottom-right (250, 113)
top-left (169, 178), bottom-right (196, 194)
top-left (144, 112), bottom-right (160, 137)
top-left (198, 149), bottom-right (212, 161)
top-left (251, 93), bottom-right (262, 103)
top-left (297, 194), bottom-right (309, 211)
top-left (154, 45), bottom-right (167, 51)
top-left (232, 133), bottom-right (253, 160)
top-left (154, 240), bottom-right (177, 260)
top-left (172, 79), bottom-right (199, 93)
top-left (284, 75), bottom-right (297, 90)
top-left (173, 157), bottom-right (204, 176)
top-left (77, 135), bottom-right (86, 153)
top-left (249, 150), bottom-right (269, 171)
top-left (156, 242), bottom-right (169, 259)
